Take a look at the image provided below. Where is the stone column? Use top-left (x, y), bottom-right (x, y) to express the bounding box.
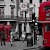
top-left (15, 22), bottom-right (19, 32)
top-left (22, 23), bottom-right (24, 34)
top-left (26, 23), bottom-right (31, 33)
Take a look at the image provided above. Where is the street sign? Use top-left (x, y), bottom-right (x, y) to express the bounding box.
top-left (20, 3), bottom-right (27, 11)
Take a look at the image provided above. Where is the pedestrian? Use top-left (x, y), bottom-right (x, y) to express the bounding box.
top-left (10, 29), bottom-right (14, 46)
top-left (21, 31), bottom-right (25, 42)
top-left (0, 30), bottom-right (6, 45)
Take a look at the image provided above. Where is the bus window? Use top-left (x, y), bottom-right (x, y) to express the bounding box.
top-left (45, 24), bottom-right (50, 31)
top-left (44, 6), bottom-right (50, 10)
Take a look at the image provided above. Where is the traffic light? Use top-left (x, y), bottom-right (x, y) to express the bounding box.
top-left (32, 12), bottom-right (35, 20)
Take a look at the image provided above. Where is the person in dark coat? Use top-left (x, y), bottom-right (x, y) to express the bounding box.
top-left (0, 30), bottom-right (6, 45)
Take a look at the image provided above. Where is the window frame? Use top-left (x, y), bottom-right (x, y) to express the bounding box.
top-left (11, 0), bottom-right (13, 1)
top-left (30, 0), bottom-right (32, 4)
top-left (45, 24), bottom-right (50, 32)
top-left (0, 7), bottom-right (4, 16)
top-left (44, 6), bottom-right (50, 10)
top-left (20, 0), bottom-right (23, 3)
top-left (11, 7), bottom-right (14, 17)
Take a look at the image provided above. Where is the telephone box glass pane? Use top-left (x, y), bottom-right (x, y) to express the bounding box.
top-left (44, 6), bottom-right (50, 10)
top-left (46, 24), bottom-right (50, 31)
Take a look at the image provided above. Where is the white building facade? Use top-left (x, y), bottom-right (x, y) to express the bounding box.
top-left (0, 0), bottom-right (49, 40)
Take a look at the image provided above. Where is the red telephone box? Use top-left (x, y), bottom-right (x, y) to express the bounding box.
top-left (43, 24), bottom-right (50, 47)
top-left (4, 25), bottom-right (12, 42)
top-left (39, 2), bottom-right (50, 47)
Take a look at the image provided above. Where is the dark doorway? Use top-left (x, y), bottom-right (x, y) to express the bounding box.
top-left (38, 23), bottom-right (42, 35)
top-left (19, 24), bottom-right (22, 40)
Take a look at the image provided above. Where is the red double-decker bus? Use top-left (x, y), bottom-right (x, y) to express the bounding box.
top-left (39, 2), bottom-right (50, 47)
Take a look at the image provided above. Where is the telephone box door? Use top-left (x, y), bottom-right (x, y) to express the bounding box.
top-left (43, 24), bottom-right (50, 47)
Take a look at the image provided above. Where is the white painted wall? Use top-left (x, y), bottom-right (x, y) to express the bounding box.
top-left (2, 0), bottom-right (17, 16)
top-left (14, 8), bottom-right (17, 16)
top-left (4, 5), bottom-right (11, 15)
top-left (18, 9), bottom-right (21, 17)
top-left (35, 7), bottom-right (39, 17)
top-left (3, 0), bottom-right (48, 18)
top-left (14, 0), bottom-right (17, 16)
top-left (26, 23), bottom-right (31, 33)
top-left (4, 0), bottom-right (11, 15)
top-left (23, 0), bottom-right (29, 3)
top-left (5, 0), bottom-right (11, 3)
top-left (32, 0), bottom-right (39, 17)
top-left (22, 23), bottom-right (24, 32)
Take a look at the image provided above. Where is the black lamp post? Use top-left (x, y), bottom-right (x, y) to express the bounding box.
top-left (25, 11), bottom-right (26, 34)
top-left (33, 4), bottom-right (36, 45)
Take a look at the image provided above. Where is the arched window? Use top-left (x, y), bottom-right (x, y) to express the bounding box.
top-left (39, 0), bottom-right (42, 3)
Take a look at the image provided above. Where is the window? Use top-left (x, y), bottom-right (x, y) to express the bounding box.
top-left (32, 13), bottom-right (35, 20)
top-left (39, 0), bottom-right (42, 3)
top-left (46, 13), bottom-right (50, 17)
top-left (20, 0), bottom-right (23, 3)
top-left (44, 6), bottom-right (50, 10)
top-left (44, 6), bottom-right (50, 17)
top-left (45, 24), bottom-right (50, 31)
top-left (0, 7), bottom-right (4, 17)
top-left (47, 0), bottom-right (50, 1)
top-left (11, 0), bottom-right (13, 1)
top-left (11, 8), bottom-right (14, 17)
top-left (30, 0), bottom-right (32, 4)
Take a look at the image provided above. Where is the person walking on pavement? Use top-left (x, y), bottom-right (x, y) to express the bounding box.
top-left (0, 30), bottom-right (6, 45)
top-left (10, 29), bottom-right (14, 46)
top-left (21, 31), bottom-right (25, 42)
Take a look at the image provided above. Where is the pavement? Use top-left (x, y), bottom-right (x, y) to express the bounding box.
top-left (0, 36), bottom-right (44, 50)
top-left (0, 36), bottom-right (43, 50)
top-left (0, 41), bottom-right (43, 50)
